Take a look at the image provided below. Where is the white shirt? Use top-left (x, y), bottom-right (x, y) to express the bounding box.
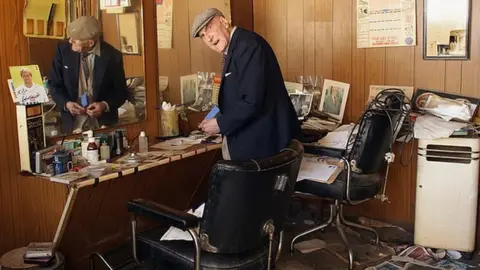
top-left (14, 83), bottom-right (49, 104)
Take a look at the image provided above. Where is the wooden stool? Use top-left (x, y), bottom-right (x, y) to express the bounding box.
top-left (0, 247), bottom-right (64, 270)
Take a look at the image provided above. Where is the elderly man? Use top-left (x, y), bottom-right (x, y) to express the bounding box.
top-left (194, 8), bottom-right (300, 161)
top-left (49, 16), bottom-right (128, 134)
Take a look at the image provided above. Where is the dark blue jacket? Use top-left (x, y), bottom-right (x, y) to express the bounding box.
top-left (49, 41), bottom-right (128, 133)
top-left (217, 27), bottom-right (301, 161)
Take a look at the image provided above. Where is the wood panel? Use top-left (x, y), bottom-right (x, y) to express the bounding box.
top-left (160, 0), bottom-right (254, 106)
top-left (253, 0), bottom-right (480, 227)
top-left (0, 0), bottom-right (250, 256)
top-left (0, 0), bottom-right (158, 256)
top-left (58, 150), bottom-right (221, 269)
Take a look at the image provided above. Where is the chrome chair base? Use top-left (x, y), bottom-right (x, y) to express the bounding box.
top-left (290, 200), bottom-right (379, 270)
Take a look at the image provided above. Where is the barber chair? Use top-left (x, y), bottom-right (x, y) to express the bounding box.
top-left (290, 89), bottom-right (411, 269)
top-left (126, 140), bottom-right (303, 270)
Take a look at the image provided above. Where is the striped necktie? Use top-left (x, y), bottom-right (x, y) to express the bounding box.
top-left (81, 53), bottom-right (91, 83)
top-left (221, 53), bottom-right (227, 75)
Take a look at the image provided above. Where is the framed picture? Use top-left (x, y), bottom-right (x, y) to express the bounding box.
top-left (318, 79), bottom-right (350, 122)
top-left (8, 65), bottom-right (48, 105)
top-left (288, 93), bottom-right (313, 120)
top-left (368, 85), bottom-right (415, 104)
top-left (117, 12), bottom-right (142, 55)
top-left (423, 0), bottom-right (471, 60)
top-left (180, 74), bottom-right (198, 105)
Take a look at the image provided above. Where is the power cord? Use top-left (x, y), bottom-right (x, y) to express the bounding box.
top-left (345, 88), bottom-right (413, 165)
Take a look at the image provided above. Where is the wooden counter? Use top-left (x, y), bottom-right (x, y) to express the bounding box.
top-left (45, 143), bottom-right (222, 269)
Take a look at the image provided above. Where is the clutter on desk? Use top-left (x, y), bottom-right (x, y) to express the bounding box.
top-left (414, 114), bottom-right (469, 140)
top-left (412, 89), bottom-right (479, 122)
top-left (151, 134), bottom-right (220, 151)
top-left (301, 117), bottom-right (339, 132)
top-left (317, 124), bottom-right (358, 150)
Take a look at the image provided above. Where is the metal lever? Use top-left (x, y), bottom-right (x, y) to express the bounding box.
top-left (375, 152), bottom-right (395, 203)
top-left (263, 220), bottom-right (275, 270)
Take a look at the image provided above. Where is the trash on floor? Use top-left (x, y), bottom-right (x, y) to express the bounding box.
top-left (367, 245), bottom-right (476, 269)
top-left (293, 239), bottom-right (327, 254)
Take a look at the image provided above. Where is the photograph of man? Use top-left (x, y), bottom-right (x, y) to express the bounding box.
top-left (49, 16), bottom-right (128, 134)
top-left (14, 67), bottom-right (49, 104)
top-left (322, 86), bottom-right (343, 116)
top-left (193, 8), bottom-right (301, 161)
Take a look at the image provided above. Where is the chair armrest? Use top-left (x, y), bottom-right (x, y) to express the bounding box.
top-left (303, 143), bottom-right (346, 158)
top-left (127, 198), bottom-right (199, 230)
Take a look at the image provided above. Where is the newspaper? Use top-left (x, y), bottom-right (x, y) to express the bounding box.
top-left (368, 245), bottom-right (475, 270)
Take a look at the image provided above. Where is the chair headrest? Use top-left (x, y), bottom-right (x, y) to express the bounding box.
top-left (214, 139), bottom-right (304, 172)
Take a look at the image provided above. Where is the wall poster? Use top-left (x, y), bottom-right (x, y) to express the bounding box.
top-left (357, 0), bottom-right (416, 48)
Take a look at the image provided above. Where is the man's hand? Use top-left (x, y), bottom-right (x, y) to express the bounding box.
top-left (86, 102), bottom-right (107, 118)
top-left (199, 118), bottom-right (220, 136)
top-left (66, 101), bottom-right (86, 116)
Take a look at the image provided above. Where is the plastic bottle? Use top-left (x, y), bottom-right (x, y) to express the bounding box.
top-left (82, 130), bottom-right (94, 158)
top-left (138, 131), bottom-right (148, 153)
top-left (100, 142), bottom-right (111, 161)
top-left (87, 137), bottom-right (99, 164)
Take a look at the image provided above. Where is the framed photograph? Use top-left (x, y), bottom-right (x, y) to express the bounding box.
top-left (318, 79), bottom-right (350, 122)
top-left (289, 93), bottom-right (313, 120)
top-left (180, 74), bottom-right (198, 105)
top-left (424, 0), bottom-right (471, 60)
top-left (284, 81), bottom-right (304, 93)
top-left (8, 65), bottom-right (48, 105)
top-left (368, 85), bottom-right (415, 104)
top-left (117, 12), bottom-right (142, 55)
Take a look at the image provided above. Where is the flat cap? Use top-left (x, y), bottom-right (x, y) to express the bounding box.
top-left (67, 16), bottom-right (102, 40)
top-left (191, 8), bottom-right (224, 38)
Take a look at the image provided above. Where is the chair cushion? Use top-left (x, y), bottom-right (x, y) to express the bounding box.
top-left (295, 171), bottom-right (382, 201)
top-left (137, 228), bottom-right (269, 270)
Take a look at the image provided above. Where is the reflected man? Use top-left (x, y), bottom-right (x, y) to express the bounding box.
top-left (49, 16), bottom-right (128, 134)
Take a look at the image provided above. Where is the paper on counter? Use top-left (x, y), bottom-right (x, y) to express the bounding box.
top-left (317, 124), bottom-right (357, 149)
top-left (414, 115), bottom-right (467, 140)
top-left (160, 203), bottom-right (205, 241)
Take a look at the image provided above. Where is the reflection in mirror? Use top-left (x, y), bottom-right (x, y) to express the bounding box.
top-left (424, 0), bottom-right (471, 60)
top-left (28, 0), bottom-right (146, 138)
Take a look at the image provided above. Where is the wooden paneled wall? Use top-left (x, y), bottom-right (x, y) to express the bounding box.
top-left (0, 0), bottom-right (158, 256)
top-left (0, 0), bottom-right (252, 256)
top-left (254, 0), bottom-right (480, 226)
top-left (159, 0), bottom-right (254, 105)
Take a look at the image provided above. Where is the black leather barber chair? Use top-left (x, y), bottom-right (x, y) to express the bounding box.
top-left (127, 140), bottom-right (303, 269)
top-left (291, 89), bottom-right (411, 269)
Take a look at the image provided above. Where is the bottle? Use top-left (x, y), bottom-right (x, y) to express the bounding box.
top-left (115, 130), bottom-right (123, 156)
top-left (138, 131), bottom-right (148, 153)
top-left (100, 142), bottom-right (111, 161)
top-left (87, 137), bottom-right (99, 164)
top-left (82, 130), bottom-right (94, 159)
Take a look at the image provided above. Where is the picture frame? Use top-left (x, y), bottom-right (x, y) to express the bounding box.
top-left (117, 12), bottom-right (142, 55)
top-left (288, 93), bottom-right (313, 120)
top-left (423, 0), bottom-right (471, 60)
top-left (318, 79), bottom-right (350, 123)
top-left (367, 85), bottom-right (415, 104)
top-left (180, 74), bottom-right (198, 105)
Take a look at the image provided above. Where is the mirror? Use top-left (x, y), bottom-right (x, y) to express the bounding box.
top-left (423, 0), bottom-right (471, 60)
top-left (27, 0), bottom-right (146, 138)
